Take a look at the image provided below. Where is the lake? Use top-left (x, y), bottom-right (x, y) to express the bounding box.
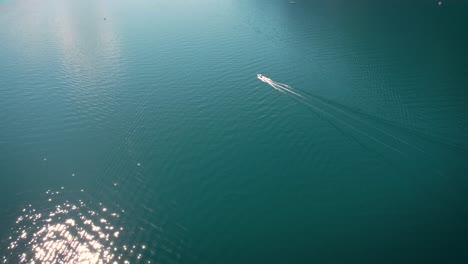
top-left (1, 0), bottom-right (468, 263)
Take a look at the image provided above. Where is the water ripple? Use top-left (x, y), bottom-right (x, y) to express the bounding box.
top-left (1, 189), bottom-right (150, 264)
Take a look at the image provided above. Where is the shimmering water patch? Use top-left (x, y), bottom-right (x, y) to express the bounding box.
top-left (1, 189), bottom-right (149, 264)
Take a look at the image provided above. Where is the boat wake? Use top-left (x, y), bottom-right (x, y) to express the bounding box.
top-left (258, 74), bottom-right (304, 98)
top-left (256, 73), bottom-right (459, 172)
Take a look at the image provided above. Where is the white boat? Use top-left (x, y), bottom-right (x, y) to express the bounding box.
top-left (257, 73), bottom-right (271, 82)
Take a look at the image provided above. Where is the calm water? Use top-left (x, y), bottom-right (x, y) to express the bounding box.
top-left (1, 0), bottom-right (468, 263)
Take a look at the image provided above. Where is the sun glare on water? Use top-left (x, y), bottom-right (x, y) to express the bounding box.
top-left (2, 189), bottom-right (147, 264)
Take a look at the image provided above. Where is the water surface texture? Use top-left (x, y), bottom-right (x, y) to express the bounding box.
top-left (1, 0), bottom-right (468, 263)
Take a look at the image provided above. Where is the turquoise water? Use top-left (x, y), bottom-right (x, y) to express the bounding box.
top-left (1, 0), bottom-right (468, 263)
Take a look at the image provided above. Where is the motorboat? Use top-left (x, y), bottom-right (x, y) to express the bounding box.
top-left (257, 73), bottom-right (271, 83)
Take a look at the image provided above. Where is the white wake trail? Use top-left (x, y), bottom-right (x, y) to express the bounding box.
top-left (256, 74), bottom-right (417, 157)
top-left (265, 81), bottom-right (286, 93)
top-left (274, 81), bottom-right (293, 89)
top-left (283, 82), bottom-right (424, 154)
top-left (269, 82), bottom-right (305, 99)
top-left (260, 75), bottom-right (427, 155)
top-left (260, 77), bottom-right (306, 98)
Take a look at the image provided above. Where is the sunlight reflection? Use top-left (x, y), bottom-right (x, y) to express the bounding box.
top-left (1, 189), bottom-right (143, 264)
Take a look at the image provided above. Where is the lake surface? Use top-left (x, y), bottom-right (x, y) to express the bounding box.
top-left (1, 0), bottom-right (468, 263)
